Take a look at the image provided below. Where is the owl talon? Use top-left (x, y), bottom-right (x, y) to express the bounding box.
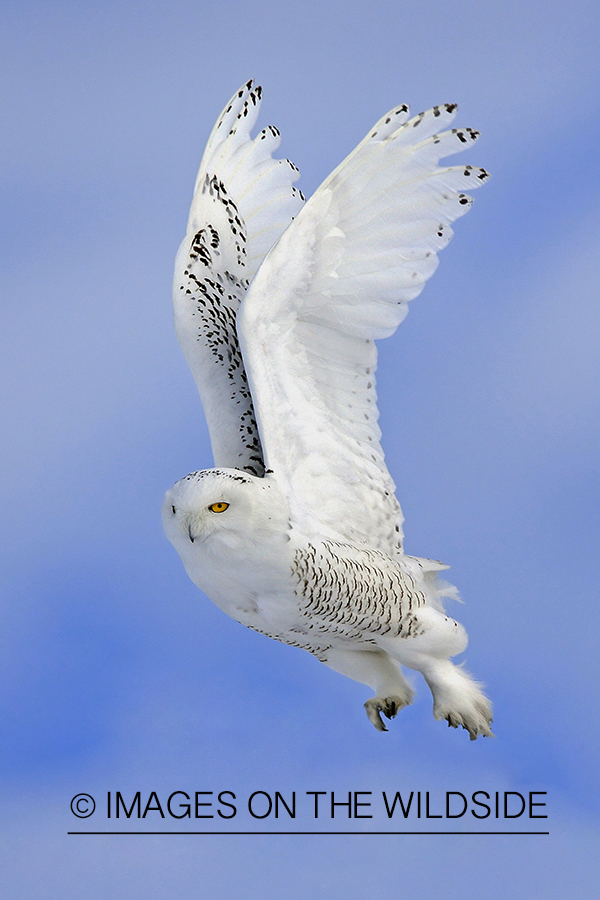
top-left (364, 695), bottom-right (407, 732)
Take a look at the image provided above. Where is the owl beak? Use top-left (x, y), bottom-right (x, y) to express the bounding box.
top-left (185, 515), bottom-right (205, 544)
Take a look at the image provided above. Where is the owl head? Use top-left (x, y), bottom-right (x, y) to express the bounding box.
top-left (162, 468), bottom-right (290, 557)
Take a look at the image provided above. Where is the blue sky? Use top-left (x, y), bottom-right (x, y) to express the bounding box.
top-left (1, 0), bottom-right (599, 896)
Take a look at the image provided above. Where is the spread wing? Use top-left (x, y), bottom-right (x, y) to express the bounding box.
top-left (173, 80), bottom-right (305, 476)
top-left (238, 101), bottom-right (489, 551)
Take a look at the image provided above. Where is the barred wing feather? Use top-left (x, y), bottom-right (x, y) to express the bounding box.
top-left (172, 80), bottom-right (304, 476)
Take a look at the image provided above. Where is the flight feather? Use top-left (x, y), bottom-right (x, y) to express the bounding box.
top-left (238, 101), bottom-right (489, 550)
top-left (172, 79), bottom-right (305, 476)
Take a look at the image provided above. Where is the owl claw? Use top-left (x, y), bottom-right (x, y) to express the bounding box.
top-left (364, 695), bottom-right (407, 732)
top-left (438, 700), bottom-right (493, 739)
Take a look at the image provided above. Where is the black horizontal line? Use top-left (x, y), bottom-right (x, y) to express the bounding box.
top-left (68, 830), bottom-right (550, 836)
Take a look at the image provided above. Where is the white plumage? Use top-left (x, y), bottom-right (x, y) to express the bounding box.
top-left (163, 80), bottom-right (493, 738)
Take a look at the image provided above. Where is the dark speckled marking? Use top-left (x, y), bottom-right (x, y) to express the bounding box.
top-left (240, 540), bottom-right (426, 661)
top-left (177, 175), bottom-right (266, 477)
top-left (291, 542), bottom-right (426, 646)
top-left (180, 469), bottom-right (254, 485)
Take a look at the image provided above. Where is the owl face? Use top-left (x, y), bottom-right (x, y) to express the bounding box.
top-left (162, 468), bottom-right (290, 554)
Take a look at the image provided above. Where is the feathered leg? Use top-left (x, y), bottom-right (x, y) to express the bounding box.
top-left (322, 647), bottom-right (414, 732)
top-left (377, 606), bottom-right (493, 739)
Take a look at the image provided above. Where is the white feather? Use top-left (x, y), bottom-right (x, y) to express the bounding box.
top-left (239, 102), bottom-right (489, 549)
top-left (172, 80), bottom-right (304, 476)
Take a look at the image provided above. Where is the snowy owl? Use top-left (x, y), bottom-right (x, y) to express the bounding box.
top-left (163, 80), bottom-right (493, 739)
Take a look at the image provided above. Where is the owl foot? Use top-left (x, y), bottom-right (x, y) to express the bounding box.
top-left (428, 664), bottom-right (494, 740)
top-left (441, 699), bottom-right (494, 741)
top-left (364, 695), bottom-right (410, 732)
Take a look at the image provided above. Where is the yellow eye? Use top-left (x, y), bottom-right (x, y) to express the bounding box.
top-left (208, 502), bottom-right (229, 513)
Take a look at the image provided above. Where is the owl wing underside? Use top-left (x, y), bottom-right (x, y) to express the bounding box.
top-left (239, 100), bottom-right (489, 550)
